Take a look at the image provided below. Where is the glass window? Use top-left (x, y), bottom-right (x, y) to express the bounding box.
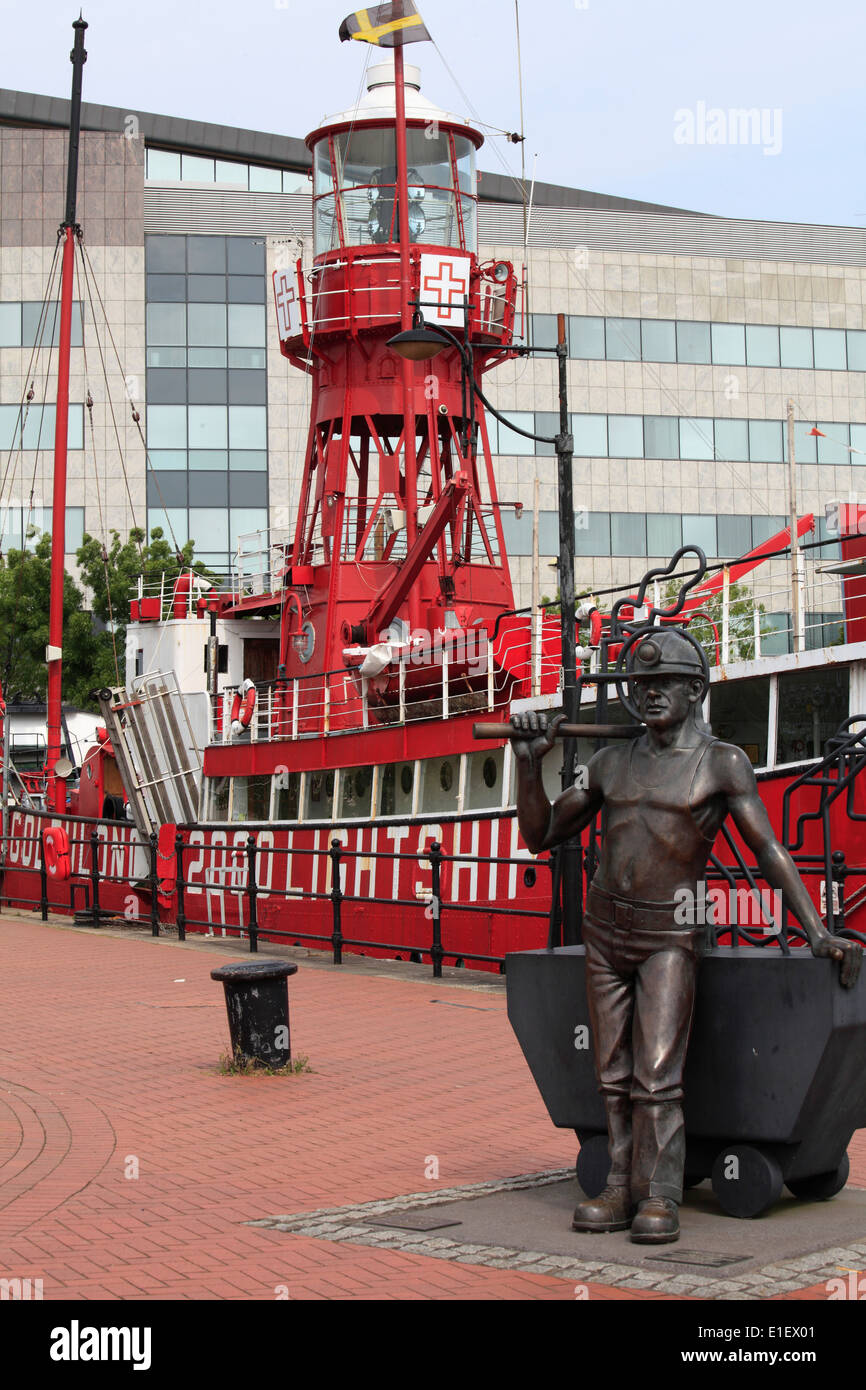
top-left (0, 302), bottom-right (21, 345)
top-left (777, 667), bottom-right (849, 763)
top-left (228, 304), bottom-right (265, 347)
top-left (188, 275), bottom-right (227, 302)
top-left (146, 302), bottom-right (186, 344)
top-left (229, 450), bottom-right (267, 471)
top-left (147, 405), bottom-right (187, 448)
top-left (761, 614), bottom-right (791, 657)
top-left (189, 348), bottom-right (227, 368)
top-left (717, 514), bottom-right (752, 557)
top-left (249, 165), bottom-right (283, 193)
top-left (610, 512), bottom-right (646, 556)
top-left (147, 507), bottom-right (188, 546)
top-left (644, 416), bottom-right (679, 459)
top-left (187, 303), bottom-right (227, 345)
top-left (710, 677), bottom-right (770, 767)
top-left (189, 450), bottom-right (228, 470)
top-left (465, 748), bottom-right (505, 810)
top-left (282, 170), bottom-right (308, 194)
top-left (188, 405), bottom-right (227, 449)
top-left (147, 472), bottom-right (187, 507)
top-left (231, 472), bottom-right (267, 507)
top-left (379, 761), bottom-right (416, 816)
top-left (574, 512), bottom-right (610, 557)
top-left (187, 237), bottom-right (225, 274)
top-left (230, 508), bottom-right (268, 549)
top-left (188, 507), bottom-right (229, 551)
top-left (816, 422), bottom-right (849, 466)
top-left (274, 769), bottom-right (301, 820)
top-left (779, 326), bottom-right (813, 369)
top-left (146, 235), bottom-right (186, 272)
top-left (339, 766), bottom-right (373, 819)
top-left (182, 154), bottom-right (215, 182)
top-left (806, 611), bottom-right (844, 650)
top-left (146, 149), bottom-right (181, 181)
top-left (641, 319), bottom-right (676, 362)
top-left (303, 769), bottom-right (334, 821)
top-left (572, 414), bottom-right (607, 457)
top-left (682, 514), bottom-right (717, 556)
top-left (147, 368), bottom-right (186, 403)
top-left (607, 415), bottom-right (643, 457)
top-left (751, 515), bottom-right (787, 546)
top-left (188, 369), bottom-right (228, 404)
top-left (783, 420), bottom-right (817, 464)
top-left (646, 514), bottom-right (682, 556)
top-left (147, 346), bottom-right (186, 368)
top-left (530, 314), bottom-right (558, 349)
top-left (496, 410), bottom-right (536, 456)
top-left (745, 324), bottom-right (780, 367)
top-left (214, 160), bottom-right (248, 185)
top-left (846, 330), bottom-right (866, 371)
top-left (605, 317), bottom-right (640, 361)
top-left (229, 347), bottom-right (267, 369)
top-left (149, 449), bottom-right (187, 470)
top-left (189, 473), bottom-right (228, 506)
top-left (849, 423), bottom-right (866, 462)
top-left (421, 757), bottom-right (460, 813)
top-left (538, 510), bottom-right (559, 553)
top-left (813, 328), bottom-right (847, 371)
top-left (569, 315), bottom-right (604, 359)
top-left (676, 321), bottom-right (711, 364)
top-left (710, 322), bottom-right (745, 364)
top-left (147, 274), bottom-right (186, 301)
top-left (227, 237), bottom-right (266, 274)
top-left (498, 511), bottom-right (532, 556)
top-left (533, 411), bottom-right (558, 457)
top-left (22, 301), bottom-right (82, 348)
top-left (228, 405), bottom-right (267, 449)
top-left (228, 369), bottom-right (266, 404)
top-left (748, 420), bottom-right (783, 462)
top-left (65, 507), bottom-right (85, 551)
top-left (228, 275), bottom-right (265, 304)
top-left (679, 418), bottom-right (714, 460)
top-left (714, 418), bottom-right (749, 460)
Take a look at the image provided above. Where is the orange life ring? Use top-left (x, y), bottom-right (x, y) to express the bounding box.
top-left (584, 607), bottom-right (603, 647)
top-left (156, 822), bottom-right (177, 909)
top-left (230, 680), bottom-right (256, 731)
top-left (43, 826), bottom-right (71, 881)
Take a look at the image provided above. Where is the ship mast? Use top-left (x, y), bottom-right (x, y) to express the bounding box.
top-left (46, 14), bottom-right (88, 811)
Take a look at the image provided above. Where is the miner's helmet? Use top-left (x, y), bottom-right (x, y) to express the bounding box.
top-left (626, 627), bottom-right (709, 687)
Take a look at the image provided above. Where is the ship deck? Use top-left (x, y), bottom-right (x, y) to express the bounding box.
top-left (1, 908), bottom-right (865, 1302)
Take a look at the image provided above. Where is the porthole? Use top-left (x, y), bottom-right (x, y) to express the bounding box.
top-left (523, 866), bottom-right (537, 888)
top-left (483, 757), bottom-right (497, 788)
top-left (440, 760), bottom-right (453, 791)
top-left (296, 620), bottom-right (315, 664)
top-left (401, 765), bottom-right (414, 795)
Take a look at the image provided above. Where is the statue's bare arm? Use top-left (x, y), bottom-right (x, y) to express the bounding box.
top-left (716, 743), bottom-right (862, 988)
top-left (511, 712), bottom-right (605, 853)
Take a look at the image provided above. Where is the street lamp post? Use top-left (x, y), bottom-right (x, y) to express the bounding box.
top-left (387, 310), bottom-right (581, 944)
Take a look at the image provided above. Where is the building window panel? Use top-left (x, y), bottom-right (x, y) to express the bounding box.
top-left (147, 368), bottom-right (187, 404)
top-left (188, 405), bottom-right (228, 449)
top-left (230, 508), bottom-right (269, 548)
top-left (533, 411), bottom-right (558, 457)
top-left (215, 160), bottom-right (249, 186)
top-left (641, 319), bottom-right (676, 362)
top-left (188, 347), bottom-right (228, 368)
top-left (679, 417), bottom-right (714, 461)
top-left (710, 323), bottom-right (746, 365)
top-left (605, 317), bottom-right (641, 361)
top-left (248, 165), bottom-right (283, 193)
top-left (146, 149), bottom-right (182, 181)
top-left (283, 170), bottom-right (308, 194)
top-left (815, 421), bottom-right (849, 465)
top-left (189, 472), bottom-right (228, 506)
top-left (644, 416), bottom-right (679, 459)
top-left (187, 236), bottom-right (226, 273)
top-left (745, 324), bottom-right (780, 367)
top-left (189, 450), bottom-right (228, 470)
top-left (714, 418), bottom-right (749, 461)
top-left (229, 450), bottom-right (267, 471)
top-left (22, 301), bottom-right (82, 348)
top-left (188, 507), bottom-right (229, 551)
top-left (148, 449), bottom-right (187, 470)
top-left (498, 511), bottom-right (532, 556)
top-left (0, 303), bottom-right (21, 345)
top-left (227, 237), bottom-right (266, 274)
top-left (230, 471), bottom-right (268, 507)
top-left (147, 405), bottom-right (187, 448)
top-left (187, 370), bottom-right (228, 404)
top-left (717, 514), bottom-right (753, 557)
top-left (611, 512), bottom-right (646, 556)
top-left (574, 511), bottom-right (610, 557)
top-left (530, 314), bottom-right (558, 349)
top-left (676, 321), bottom-right (711, 364)
top-left (846, 330), bottom-right (866, 371)
top-left (147, 274), bottom-right (187, 302)
top-left (228, 275), bottom-right (266, 304)
top-left (187, 302), bottom-right (227, 345)
top-left (187, 275), bottom-right (228, 303)
top-left (228, 370), bottom-right (267, 405)
top-left (228, 304), bottom-right (266, 347)
top-left (496, 410), bottom-right (536, 456)
top-left (147, 507), bottom-right (188, 545)
top-left (608, 414), bottom-right (643, 457)
top-left (146, 302), bottom-right (186, 345)
top-left (646, 513), bottom-right (682, 556)
top-left (849, 423), bottom-right (866, 462)
top-left (537, 510), bottom-right (559, 553)
top-left (751, 515), bottom-right (787, 547)
top-left (779, 326), bottom-right (813, 368)
top-left (813, 328), bottom-right (847, 370)
top-left (147, 346), bottom-right (186, 368)
top-left (682, 513), bottom-right (717, 557)
top-left (572, 414), bottom-right (608, 457)
top-left (782, 421), bottom-right (817, 464)
top-left (145, 234), bottom-right (187, 272)
top-left (748, 420), bottom-right (783, 462)
top-left (228, 348), bottom-right (266, 369)
top-left (569, 315), bottom-right (605, 359)
top-left (147, 472), bottom-right (188, 507)
top-left (228, 405), bottom-right (267, 450)
top-left (182, 154), bottom-right (215, 182)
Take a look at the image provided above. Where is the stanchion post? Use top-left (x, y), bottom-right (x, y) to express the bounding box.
top-left (175, 830), bottom-right (186, 942)
top-left (89, 827), bottom-right (101, 925)
top-left (246, 831), bottom-right (259, 954)
top-left (430, 841), bottom-right (443, 979)
top-left (40, 828), bottom-right (49, 921)
top-left (149, 830), bottom-right (159, 937)
top-left (330, 838), bottom-right (343, 964)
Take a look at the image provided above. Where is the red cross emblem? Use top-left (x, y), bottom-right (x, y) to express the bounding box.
top-left (273, 269), bottom-right (298, 339)
top-left (421, 259), bottom-right (468, 322)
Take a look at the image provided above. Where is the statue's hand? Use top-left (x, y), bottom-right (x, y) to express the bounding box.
top-left (811, 933), bottom-right (862, 989)
top-left (511, 711), bottom-right (565, 765)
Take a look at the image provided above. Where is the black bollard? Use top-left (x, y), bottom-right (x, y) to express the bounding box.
top-left (210, 958), bottom-right (298, 1069)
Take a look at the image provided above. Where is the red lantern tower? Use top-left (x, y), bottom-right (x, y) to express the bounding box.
top-left (272, 52), bottom-right (523, 733)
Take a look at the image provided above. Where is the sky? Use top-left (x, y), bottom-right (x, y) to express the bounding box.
top-left (1, 0), bottom-right (864, 226)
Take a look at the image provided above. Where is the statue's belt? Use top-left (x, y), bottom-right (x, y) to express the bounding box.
top-left (586, 883), bottom-right (693, 934)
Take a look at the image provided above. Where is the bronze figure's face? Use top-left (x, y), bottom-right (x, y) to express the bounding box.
top-left (631, 673), bottom-right (703, 730)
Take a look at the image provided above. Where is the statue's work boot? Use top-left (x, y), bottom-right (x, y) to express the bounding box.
top-left (572, 1185), bottom-right (634, 1233)
top-left (629, 1197), bottom-right (680, 1244)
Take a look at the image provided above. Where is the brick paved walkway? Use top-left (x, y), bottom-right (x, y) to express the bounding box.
top-left (0, 913), bottom-right (862, 1301)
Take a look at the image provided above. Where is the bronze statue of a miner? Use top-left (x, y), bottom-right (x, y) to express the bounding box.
top-left (513, 627), bottom-right (862, 1244)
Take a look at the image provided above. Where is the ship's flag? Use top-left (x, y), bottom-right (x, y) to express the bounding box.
top-left (339, 2), bottom-right (431, 47)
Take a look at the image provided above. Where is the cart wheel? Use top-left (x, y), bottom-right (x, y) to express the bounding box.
top-left (576, 1134), bottom-right (611, 1198)
top-left (786, 1153), bottom-right (849, 1202)
top-left (711, 1144), bottom-right (783, 1218)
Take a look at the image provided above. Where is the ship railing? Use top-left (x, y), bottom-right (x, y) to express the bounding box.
top-left (231, 526), bottom-right (293, 604)
top-left (337, 498), bottom-right (503, 565)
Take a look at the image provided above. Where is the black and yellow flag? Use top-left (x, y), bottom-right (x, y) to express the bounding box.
top-left (339, 2), bottom-right (431, 48)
